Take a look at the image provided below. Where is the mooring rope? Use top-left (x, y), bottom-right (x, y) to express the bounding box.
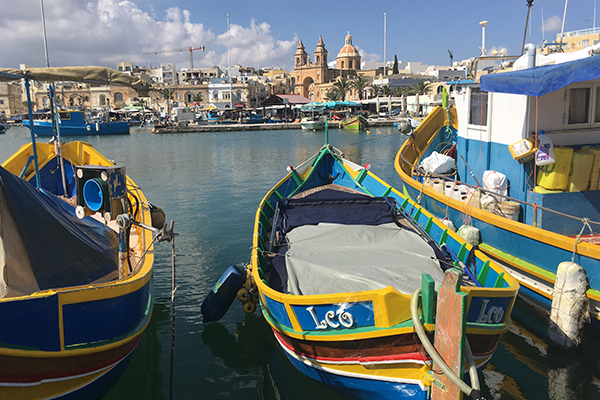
top-left (572, 218), bottom-right (594, 262)
top-left (169, 222), bottom-right (177, 400)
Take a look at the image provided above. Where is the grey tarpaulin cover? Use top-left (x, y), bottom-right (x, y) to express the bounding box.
top-left (285, 222), bottom-right (444, 296)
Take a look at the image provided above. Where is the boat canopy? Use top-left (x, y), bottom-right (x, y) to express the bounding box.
top-left (0, 166), bottom-right (119, 298)
top-left (480, 54), bottom-right (600, 97)
top-left (0, 66), bottom-right (152, 93)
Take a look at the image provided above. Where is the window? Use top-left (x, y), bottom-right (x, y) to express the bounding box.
top-left (584, 39), bottom-right (590, 47)
top-left (469, 88), bottom-right (488, 126)
top-left (223, 92), bottom-right (230, 100)
top-left (0, 99), bottom-right (4, 105)
top-left (566, 84), bottom-right (600, 127)
top-left (100, 94), bottom-right (106, 106)
top-left (114, 92), bottom-right (123, 102)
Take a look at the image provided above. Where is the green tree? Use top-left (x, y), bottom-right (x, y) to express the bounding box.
top-left (161, 88), bottom-right (174, 115)
top-left (77, 94), bottom-right (89, 109)
top-left (413, 81), bottom-right (431, 95)
top-left (370, 84), bottom-right (383, 98)
top-left (332, 78), bottom-right (352, 101)
top-left (134, 99), bottom-right (147, 108)
top-left (381, 85), bottom-right (392, 96)
top-left (324, 89), bottom-right (341, 101)
top-left (192, 93), bottom-right (203, 103)
top-left (351, 76), bottom-right (370, 100)
top-left (393, 55), bottom-right (399, 75)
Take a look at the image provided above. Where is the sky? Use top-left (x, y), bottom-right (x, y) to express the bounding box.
top-left (0, 0), bottom-right (597, 72)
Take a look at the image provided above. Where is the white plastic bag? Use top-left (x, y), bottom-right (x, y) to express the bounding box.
top-left (482, 170), bottom-right (508, 201)
top-left (420, 151), bottom-right (455, 174)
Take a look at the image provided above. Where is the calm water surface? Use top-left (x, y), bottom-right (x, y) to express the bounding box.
top-left (1, 126), bottom-right (600, 399)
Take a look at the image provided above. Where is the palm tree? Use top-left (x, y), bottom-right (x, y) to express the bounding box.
top-left (192, 93), bottom-right (203, 104)
top-left (381, 85), bottom-right (392, 96)
top-left (77, 94), bottom-right (89, 109)
top-left (134, 99), bottom-right (147, 108)
top-left (370, 84), bottom-right (383, 98)
top-left (351, 76), bottom-right (370, 100)
top-left (332, 78), bottom-right (352, 101)
top-left (413, 81), bottom-right (431, 95)
top-left (393, 55), bottom-right (399, 75)
top-left (324, 89), bottom-right (341, 102)
top-left (161, 88), bottom-right (174, 115)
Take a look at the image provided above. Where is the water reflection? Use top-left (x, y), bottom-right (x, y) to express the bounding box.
top-left (202, 315), bottom-right (349, 400)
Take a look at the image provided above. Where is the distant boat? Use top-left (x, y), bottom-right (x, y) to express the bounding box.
top-left (23, 110), bottom-right (129, 136)
top-left (300, 104), bottom-right (326, 131)
top-left (340, 115), bottom-right (367, 130)
top-left (203, 110), bottom-right (223, 125)
top-left (241, 113), bottom-right (270, 124)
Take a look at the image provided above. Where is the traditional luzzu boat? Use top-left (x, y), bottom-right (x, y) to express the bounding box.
top-left (23, 109), bottom-right (129, 136)
top-left (340, 115), bottom-right (367, 130)
top-left (0, 67), bottom-right (173, 399)
top-left (227, 127), bottom-right (519, 399)
top-left (395, 43), bottom-right (600, 338)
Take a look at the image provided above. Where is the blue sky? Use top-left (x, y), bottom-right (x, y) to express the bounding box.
top-left (1, 0), bottom-right (597, 71)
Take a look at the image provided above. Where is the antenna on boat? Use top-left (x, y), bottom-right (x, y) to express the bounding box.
top-left (40, 0), bottom-right (68, 196)
top-left (325, 119), bottom-right (329, 145)
top-left (522, 0), bottom-right (535, 55)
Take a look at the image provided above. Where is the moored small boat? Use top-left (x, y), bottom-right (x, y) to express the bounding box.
top-left (203, 126), bottom-right (519, 399)
top-left (0, 66), bottom-right (172, 400)
top-left (23, 109), bottom-right (129, 136)
top-left (340, 115), bottom-right (367, 130)
top-left (395, 43), bottom-right (600, 340)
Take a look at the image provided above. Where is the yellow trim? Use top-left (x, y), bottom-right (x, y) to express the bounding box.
top-left (0, 141), bottom-right (155, 357)
top-left (393, 108), bottom-right (600, 262)
top-left (252, 152), bottom-right (519, 344)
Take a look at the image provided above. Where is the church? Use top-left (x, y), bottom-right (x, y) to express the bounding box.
top-left (294, 33), bottom-right (378, 103)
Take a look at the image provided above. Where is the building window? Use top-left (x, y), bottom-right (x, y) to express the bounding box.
top-left (114, 92), bottom-right (123, 102)
top-left (584, 39), bottom-right (590, 47)
top-left (223, 92), bottom-right (230, 100)
top-left (468, 88), bottom-right (488, 126)
top-left (341, 61), bottom-right (345, 69)
top-left (0, 99), bottom-right (4, 105)
top-left (349, 61), bottom-right (353, 69)
top-left (100, 94), bottom-right (106, 106)
top-left (316, 56), bottom-right (320, 64)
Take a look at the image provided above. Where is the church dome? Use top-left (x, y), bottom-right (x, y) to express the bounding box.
top-left (337, 33), bottom-right (360, 57)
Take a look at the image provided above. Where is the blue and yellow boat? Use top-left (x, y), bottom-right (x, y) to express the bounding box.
top-left (395, 47), bottom-right (600, 333)
top-left (247, 132), bottom-right (519, 399)
top-left (0, 67), bottom-right (164, 399)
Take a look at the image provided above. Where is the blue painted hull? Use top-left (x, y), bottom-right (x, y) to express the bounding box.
top-left (24, 120), bottom-right (129, 136)
top-left (283, 349), bottom-right (428, 400)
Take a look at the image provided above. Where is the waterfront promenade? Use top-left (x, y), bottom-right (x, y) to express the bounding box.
top-left (151, 118), bottom-right (398, 133)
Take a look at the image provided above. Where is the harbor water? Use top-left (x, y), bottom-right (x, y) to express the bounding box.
top-left (2, 126), bottom-right (600, 399)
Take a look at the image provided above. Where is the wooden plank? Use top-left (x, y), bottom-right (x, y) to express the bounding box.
top-left (432, 268), bottom-right (467, 400)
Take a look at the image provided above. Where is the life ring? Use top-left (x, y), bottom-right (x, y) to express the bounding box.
top-left (243, 301), bottom-right (256, 314)
top-left (237, 288), bottom-right (249, 303)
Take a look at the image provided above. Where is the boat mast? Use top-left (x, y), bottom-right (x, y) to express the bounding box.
top-left (40, 0), bottom-right (68, 196)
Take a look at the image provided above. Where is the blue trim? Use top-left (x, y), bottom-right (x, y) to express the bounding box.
top-left (291, 301), bottom-right (374, 332)
top-left (0, 295), bottom-right (61, 351)
top-left (63, 280), bottom-right (151, 347)
top-left (263, 296), bottom-right (292, 328)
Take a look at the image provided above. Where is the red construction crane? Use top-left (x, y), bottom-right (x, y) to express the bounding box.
top-left (143, 46), bottom-right (205, 70)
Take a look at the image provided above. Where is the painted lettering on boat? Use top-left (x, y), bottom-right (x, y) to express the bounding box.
top-left (306, 306), bottom-right (355, 329)
top-left (475, 299), bottom-right (505, 324)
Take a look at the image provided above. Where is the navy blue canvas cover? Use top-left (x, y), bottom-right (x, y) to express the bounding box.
top-left (278, 189), bottom-right (396, 234)
top-left (0, 166), bottom-right (119, 290)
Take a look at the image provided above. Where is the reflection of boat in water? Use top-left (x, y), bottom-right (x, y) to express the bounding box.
top-left (244, 131), bottom-right (518, 399)
top-left (0, 66), bottom-right (172, 400)
top-left (340, 115), bottom-right (367, 130)
top-left (202, 315), bottom-right (348, 400)
top-left (395, 44), bottom-right (600, 333)
top-left (23, 109), bottom-right (129, 136)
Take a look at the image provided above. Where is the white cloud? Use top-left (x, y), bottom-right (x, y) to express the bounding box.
top-left (0, 0), bottom-right (297, 71)
top-left (542, 15), bottom-right (563, 32)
